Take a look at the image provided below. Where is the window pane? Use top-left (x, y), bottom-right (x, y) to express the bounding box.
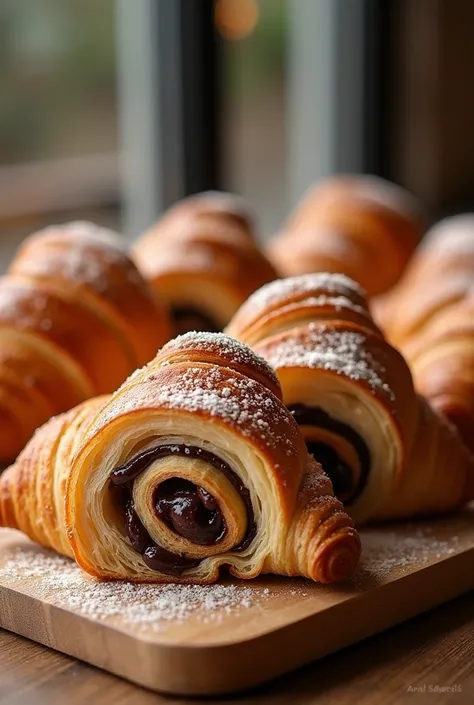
top-left (0, 0), bottom-right (118, 270)
top-left (220, 0), bottom-right (287, 239)
top-left (0, 0), bottom-right (117, 163)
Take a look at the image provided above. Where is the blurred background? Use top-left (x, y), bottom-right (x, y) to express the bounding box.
top-left (1, 0), bottom-right (474, 268)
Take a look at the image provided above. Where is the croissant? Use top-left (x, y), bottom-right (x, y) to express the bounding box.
top-left (226, 273), bottom-right (474, 523)
top-left (374, 215), bottom-right (474, 452)
top-left (0, 333), bottom-right (361, 584)
top-left (132, 191), bottom-right (277, 335)
top-left (0, 221), bottom-right (171, 463)
top-left (267, 175), bottom-right (425, 296)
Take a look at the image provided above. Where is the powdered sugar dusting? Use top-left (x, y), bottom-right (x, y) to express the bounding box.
top-left (423, 216), bottom-right (474, 254)
top-left (161, 332), bottom-right (280, 389)
top-left (261, 324), bottom-right (394, 400)
top-left (38, 221), bottom-right (125, 249)
top-left (91, 362), bottom-right (299, 460)
top-left (295, 294), bottom-right (369, 317)
top-left (19, 221), bottom-right (137, 295)
top-left (242, 273), bottom-right (366, 319)
top-left (0, 544), bottom-right (269, 630)
top-left (96, 334), bottom-right (294, 452)
top-left (358, 526), bottom-right (461, 581)
top-left (299, 456), bottom-right (332, 497)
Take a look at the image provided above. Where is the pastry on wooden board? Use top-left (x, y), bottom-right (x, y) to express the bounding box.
top-left (226, 273), bottom-right (474, 523)
top-left (0, 333), bottom-right (361, 584)
top-left (373, 214), bottom-right (474, 453)
top-left (0, 221), bottom-right (171, 463)
top-left (267, 175), bottom-right (425, 297)
top-left (132, 191), bottom-right (277, 335)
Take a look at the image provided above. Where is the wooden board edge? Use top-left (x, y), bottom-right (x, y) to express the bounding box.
top-left (1, 548), bottom-right (474, 695)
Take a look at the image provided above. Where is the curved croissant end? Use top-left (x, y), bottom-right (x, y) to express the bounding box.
top-left (269, 456), bottom-right (361, 583)
top-left (1, 333), bottom-right (361, 584)
top-left (0, 396), bottom-right (108, 555)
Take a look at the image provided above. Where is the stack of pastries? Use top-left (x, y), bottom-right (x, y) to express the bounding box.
top-left (0, 177), bottom-right (473, 587)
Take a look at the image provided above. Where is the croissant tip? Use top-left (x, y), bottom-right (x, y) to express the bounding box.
top-left (311, 530), bottom-right (362, 583)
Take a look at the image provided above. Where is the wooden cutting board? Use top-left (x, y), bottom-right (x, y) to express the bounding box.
top-left (1, 509), bottom-right (474, 696)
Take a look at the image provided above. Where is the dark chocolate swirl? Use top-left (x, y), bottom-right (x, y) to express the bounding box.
top-left (289, 404), bottom-right (370, 504)
top-left (109, 444), bottom-right (256, 576)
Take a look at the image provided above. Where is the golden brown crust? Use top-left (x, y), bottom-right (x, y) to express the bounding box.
top-left (132, 192), bottom-right (277, 331)
top-left (10, 221), bottom-right (172, 364)
top-left (0, 396), bottom-right (108, 554)
top-left (374, 397), bottom-right (474, 520)
top-left (226, 272), bottom-right (379, 346)
top-left (155, 331), bottom-right (283, 401)
top-left (148, 191), bottom-right (256, 234)
top-left (377, 215), bottom-right (474, 453)
top-left (0, 221), bottom-right (171, 462)
top-left (0, 332), bottom-right (361, 584)
top-left (227, 273), bottom-right (474, 522)
top-left (267, 456), bottom-right (361, 583)
top-left (267, 175), bottom-right (425, 296)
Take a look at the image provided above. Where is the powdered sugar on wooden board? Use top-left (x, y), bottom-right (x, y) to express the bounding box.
top-left (0, 519), bottom-right (468, 634)
top-left (358, 525), bottom-right (461, 580)
top-left (0, 540), bottom-right (270, 631)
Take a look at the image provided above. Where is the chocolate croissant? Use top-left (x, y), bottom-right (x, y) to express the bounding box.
top-left (0, 221), bottom-right (171, 463)
top-left (267, 175), bottom-right (425, 296)
top-left (373, 215), bottom-right (474, 452)
top-left (0, 333), bottom-right (361, 584)
top-left (132, 191), bottom-right (277, 335)
top-left (226, 274), bottom-right (474, 523)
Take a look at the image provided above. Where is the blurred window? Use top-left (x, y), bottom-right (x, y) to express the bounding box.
top-left (219, 0), bottom-right (287, 239)
top-left (0, 0), bottom-right (118, 268)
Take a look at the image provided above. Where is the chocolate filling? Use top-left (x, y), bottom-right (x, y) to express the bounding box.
top-left (155, 478), bottom-right (226, 545)
top-left (110, 444), bottom-right (256, 576)
top-left (289, 404), bottom-right (370, 504)
top-left (171, 305), bottom-right (220, 335)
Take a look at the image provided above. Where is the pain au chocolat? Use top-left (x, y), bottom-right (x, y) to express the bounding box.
top-left (0, 221), bottom-right (171, 463)
top-left (0, 332), bottom-right (361, 584)
top-left (226, 273), bottom-right (474, 523)
top-left (267, 175), bottom-right (425, 296)
top-left (374, 215), bottom-right (474, 454)
top-left (132, 191), bottom-right (277, 335)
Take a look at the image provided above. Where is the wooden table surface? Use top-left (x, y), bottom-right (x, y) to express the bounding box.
top-left (1, 592), bottom-right (473, 705)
